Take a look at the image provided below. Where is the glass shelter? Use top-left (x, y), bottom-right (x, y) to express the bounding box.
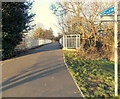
top-left (59, 34), bottom-right (81, 49)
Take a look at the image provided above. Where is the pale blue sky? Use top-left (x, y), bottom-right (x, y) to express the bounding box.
top-left (30, 0), bottom-right (60, 36)
top-left (30, 0), bottom-right (116, 37)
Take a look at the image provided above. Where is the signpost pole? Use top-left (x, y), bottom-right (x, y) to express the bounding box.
top-left (114, 1), bottom-right (118, 97)
top-left (99, 1), bottom-right (119, 96)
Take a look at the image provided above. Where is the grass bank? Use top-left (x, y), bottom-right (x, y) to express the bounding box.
top-left (64, 51), bottom-right (120, 98)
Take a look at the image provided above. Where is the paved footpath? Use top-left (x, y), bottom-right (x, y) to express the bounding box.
top-left (1, 42), bottom-right (83, 97)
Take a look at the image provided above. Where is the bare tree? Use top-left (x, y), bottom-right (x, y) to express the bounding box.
top-left (51, 1), bottom-right (115, 60)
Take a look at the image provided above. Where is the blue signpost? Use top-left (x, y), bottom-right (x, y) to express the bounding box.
top-left (100, 1), bottom-right (119, 96)
top-left (100, 7), bottom-right (115, 15)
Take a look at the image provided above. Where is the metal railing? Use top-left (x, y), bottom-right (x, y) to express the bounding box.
top-left (15, 37), bottom-right (52, 50)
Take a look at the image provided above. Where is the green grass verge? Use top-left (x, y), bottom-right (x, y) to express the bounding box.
top-left (64, 51), bottom-right (120, 98)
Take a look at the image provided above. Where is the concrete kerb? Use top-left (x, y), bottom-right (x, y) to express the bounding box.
top-left (62, 53), bottom-right (85, 98)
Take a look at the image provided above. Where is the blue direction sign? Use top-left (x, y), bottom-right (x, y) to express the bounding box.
top-left (100, 7), bottom-right (114, 15)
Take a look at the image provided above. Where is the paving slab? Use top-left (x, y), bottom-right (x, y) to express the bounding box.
top-left (1, 42), bottom-right (83, 97)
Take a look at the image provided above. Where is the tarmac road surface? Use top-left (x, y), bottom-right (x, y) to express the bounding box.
top-left (1, 42), bottom-right (83, 97)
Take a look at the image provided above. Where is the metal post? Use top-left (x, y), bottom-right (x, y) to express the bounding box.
top-left (63, 35), bottom-right (65, 49)
top-left (79, 34), bottom-right (80, 48)
top-left (76, 35), bottom-right (77, 49)
top-left (114, 1), bottom-right (118, 97)
top-left (66, 35), bottom-right (67, 49)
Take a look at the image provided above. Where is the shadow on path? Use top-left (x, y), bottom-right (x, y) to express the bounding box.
top-left (1, 63), bottom-right (65, 92)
